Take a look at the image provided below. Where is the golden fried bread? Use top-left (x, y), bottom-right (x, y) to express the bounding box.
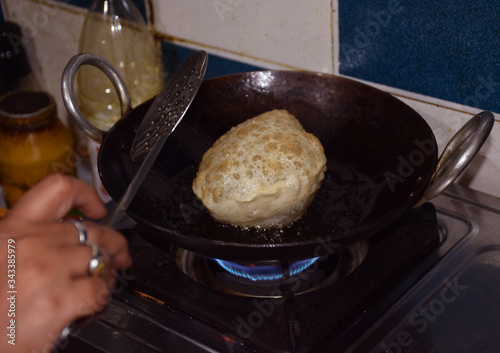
top-left (192, 109), bottom-right (326, 228)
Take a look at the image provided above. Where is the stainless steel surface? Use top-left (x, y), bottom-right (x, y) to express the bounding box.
top-left (105, 51), bottom-right (208, 229)
top-left (414, 111), bottom-right (494, 207)
top-left (350, 183), bottom-right (500, 352)
top-left (61, 53), bottom-right (132, 143)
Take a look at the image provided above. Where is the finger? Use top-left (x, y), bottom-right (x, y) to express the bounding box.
top-left (59, 220), bottom-right (131, 270)
top-left (16, 270), bottom-right (118, 353)
top-left (83, 222), bottom-right (132, 269)
top-left (14, 238), bottom-right (109, 292)
top-left (61, 244), bottom-right (120, 288)
top-left (59, 277), bottom-right (111, 322)
top-left (1, 219), bottom-right (89, 245)
top-left (19, 276), bottom-right (110, 343)
top-left (6, 174), bottom-right (107, 222)
top-left (7, 220), bottom-right (132, 270)
top-left (57, 243), bottom-right (102, 279)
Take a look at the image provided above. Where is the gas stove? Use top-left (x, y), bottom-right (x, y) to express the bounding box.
top-left (61, 184), bottom-right (500, 353)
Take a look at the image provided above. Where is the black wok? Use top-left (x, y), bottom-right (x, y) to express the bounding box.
top-left (62, 54), bottom-right (494, 262)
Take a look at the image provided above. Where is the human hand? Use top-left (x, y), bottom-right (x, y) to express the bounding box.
top-left (0, 174), bottom-right (132, 352)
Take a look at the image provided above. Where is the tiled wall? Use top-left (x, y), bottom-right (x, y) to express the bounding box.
top-left (1, 0), bottom-right (499, 198)
top-left (339, 0), bottom-right (499, 115)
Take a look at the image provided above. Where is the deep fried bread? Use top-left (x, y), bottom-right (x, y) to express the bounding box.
top-left (192, 109), bottom-right (326, 228)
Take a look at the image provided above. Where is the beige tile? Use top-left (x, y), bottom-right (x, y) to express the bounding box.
top-left (152, 0), bottom-right (334, 72)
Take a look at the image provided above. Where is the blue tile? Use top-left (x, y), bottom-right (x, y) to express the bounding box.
top-left (339, 0), bottom-right (499, 113)
top-left (161, 42), bottom-right (264, 79)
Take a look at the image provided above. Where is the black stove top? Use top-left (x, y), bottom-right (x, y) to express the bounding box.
top-left (60, 185), bottom-right (500, 353)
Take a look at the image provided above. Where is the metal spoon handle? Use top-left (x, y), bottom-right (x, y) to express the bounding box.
top-left (105, 134), bottom-right (164, 228)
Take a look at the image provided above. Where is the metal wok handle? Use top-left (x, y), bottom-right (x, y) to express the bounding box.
top-left (413, 111), bottom-right (494, 208)
top-left (61, 53), bottom-right (132, 143)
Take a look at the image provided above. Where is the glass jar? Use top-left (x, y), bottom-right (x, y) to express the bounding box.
top-left (0, 91), bottom-right (75, 207)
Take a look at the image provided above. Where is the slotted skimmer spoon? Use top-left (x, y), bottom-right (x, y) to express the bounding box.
top-left (105, 50), bottom-right (208, 228)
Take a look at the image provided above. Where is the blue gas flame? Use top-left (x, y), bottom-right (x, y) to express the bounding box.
top-left (214, 257), bottom-right (319, 281)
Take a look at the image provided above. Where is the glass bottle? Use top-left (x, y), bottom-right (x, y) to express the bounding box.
top-left (77, 0), bottom-right (165, 131)
top-left (0, 91), bottom-right (75, 207)
top-left (77, 0), bottom-right (164, 202)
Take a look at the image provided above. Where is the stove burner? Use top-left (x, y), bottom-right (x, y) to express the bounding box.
top-left (174, 241), bottom-right (369, 297)
top-left (213, 257), bottom-right (320, 281)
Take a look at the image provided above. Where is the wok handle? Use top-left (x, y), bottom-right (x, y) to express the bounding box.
top-left (61, 53), bottom-right (132, 143)
top-left (413, 110), bottom-right (494, 208)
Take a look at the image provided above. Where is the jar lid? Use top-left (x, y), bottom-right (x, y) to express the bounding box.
top-left (0, 90), bottom-right (56, 120)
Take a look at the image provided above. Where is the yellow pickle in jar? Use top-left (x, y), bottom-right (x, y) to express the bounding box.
top-left (0, 91), bottom-right (76, 207)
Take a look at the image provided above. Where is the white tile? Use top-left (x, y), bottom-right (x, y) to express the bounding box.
top-left (398, 96), bottom-right (500, 199)
top-left (153, 0), bottom-right (334, 73)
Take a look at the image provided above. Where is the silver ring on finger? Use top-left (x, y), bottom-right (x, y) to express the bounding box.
top-left (58, 324), bottom-right (72, 344)
top-left (86, 241), bottom-right (107, 277)
top-left (66, 219), bottom-right (88, 243)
